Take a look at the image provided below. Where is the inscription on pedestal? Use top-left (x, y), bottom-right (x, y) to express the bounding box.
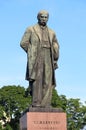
top-left (33, 120), bottom-right (60, 130)
top-left (20, 112), bottom-right (67, 130)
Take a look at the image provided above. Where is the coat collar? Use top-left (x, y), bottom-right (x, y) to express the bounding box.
top-left (33, 23), bottom-right (53, 43)
top-left (33, 24), bottom-right (42, 41)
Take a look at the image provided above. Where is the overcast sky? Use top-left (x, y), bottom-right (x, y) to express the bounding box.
top-left (0, 0), bottom-right (86, 103)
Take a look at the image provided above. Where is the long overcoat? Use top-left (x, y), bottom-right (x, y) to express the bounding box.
top-left (20, 24), bottom-right (59, 86)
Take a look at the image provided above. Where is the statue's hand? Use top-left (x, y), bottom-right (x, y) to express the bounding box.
top-left (54, 61), bottom-right (58, 69)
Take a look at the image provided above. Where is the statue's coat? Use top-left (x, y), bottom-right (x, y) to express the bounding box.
top-left (20, 24), bottom-right (59, 86)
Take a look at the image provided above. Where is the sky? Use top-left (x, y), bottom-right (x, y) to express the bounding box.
top-left (0, 0), bottom-right (86, 103)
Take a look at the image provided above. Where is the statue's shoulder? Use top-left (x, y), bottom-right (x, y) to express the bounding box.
top-left (48, 27), bottom-right (56, 35)
top-left (25, 24), bottom-right (38, 32)
top-left (25, 25), bottom-right (34, 31)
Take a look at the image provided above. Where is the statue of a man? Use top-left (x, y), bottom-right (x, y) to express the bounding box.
top-left (20, 10), bottom-right (59, 108)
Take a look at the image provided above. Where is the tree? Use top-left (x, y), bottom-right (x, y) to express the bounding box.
top-left (0, 85), bottom-right (31, 130)
top-left (52, 89), bottom-right (86, 130)
top-left (66, 98), bottom-right (86, 130)
top-left (51, 88), bottom-right (61, 108)
top-left (0, 123), bottom-right (3, 130)
top-left (0, 86), bottom-right (86, 130)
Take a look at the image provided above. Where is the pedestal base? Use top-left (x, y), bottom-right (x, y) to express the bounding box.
top-left (20, 108), bottom-right (67, 130)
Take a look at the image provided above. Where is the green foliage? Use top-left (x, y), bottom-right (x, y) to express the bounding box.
top-left (59, 95), bottom-right (67, 111)
top-left (51, 89), bottom-right (67, 111)
top-left (3, 124), bottom-right (13, 130)
top-left (0, 85), bottom-right (31, 130)
top-left (51, 89), bottom-right (60, 107)
top-left (0, 86), bottom-right (86, 130)
top-left (0, 106), bottom-right (4, 119)
top-left (66, 98), bottom-right (86, 130)
top-left (0, 123), bottom-right (3, 130)
top-left (52, 89), bottom-right (86, 130)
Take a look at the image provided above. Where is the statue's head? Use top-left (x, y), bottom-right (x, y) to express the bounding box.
top-left (37, 10), bottom-right (49, 26)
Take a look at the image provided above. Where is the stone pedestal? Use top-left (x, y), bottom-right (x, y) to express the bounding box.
top-left (20, 108), bottom-right (67, 130)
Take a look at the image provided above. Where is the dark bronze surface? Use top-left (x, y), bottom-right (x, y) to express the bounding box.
top-left (20, 10), bottom-right (59, 108)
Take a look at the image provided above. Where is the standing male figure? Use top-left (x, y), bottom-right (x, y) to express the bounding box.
top-left (20, 10), bottom-right (59, 108)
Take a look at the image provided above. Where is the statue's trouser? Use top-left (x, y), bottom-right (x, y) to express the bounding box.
top-left (29, 47), bottom-right (53, 107)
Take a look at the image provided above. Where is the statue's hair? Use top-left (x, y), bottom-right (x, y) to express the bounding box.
top-left (37, 10), bottom-right (49, 19)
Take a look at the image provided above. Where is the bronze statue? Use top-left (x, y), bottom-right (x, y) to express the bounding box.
top-left (20, 10), bottom-right (59, 108)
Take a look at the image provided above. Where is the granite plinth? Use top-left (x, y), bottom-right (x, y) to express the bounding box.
top-left (20, 107), bottom-right (67, 130)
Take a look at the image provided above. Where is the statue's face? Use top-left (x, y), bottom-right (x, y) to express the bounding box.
top-left (38, 14), bottom-right (48, 26)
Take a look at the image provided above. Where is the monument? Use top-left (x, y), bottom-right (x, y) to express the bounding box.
top-left (20, 10), bottom-right (67, 130)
